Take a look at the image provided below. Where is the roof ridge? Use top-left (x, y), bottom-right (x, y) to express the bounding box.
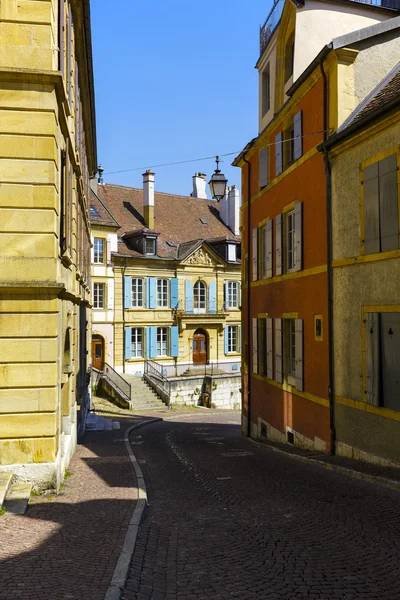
top-left (100, 182), bottom-right (215, 202)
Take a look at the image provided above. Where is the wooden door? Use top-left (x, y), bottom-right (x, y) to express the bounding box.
top-left (92, 339), bottom-right (104, 370)
top-left (193, 331), bottom-right (207, 364)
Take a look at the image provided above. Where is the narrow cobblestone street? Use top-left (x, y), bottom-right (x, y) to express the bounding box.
top-left (124, 413), bottom-right (400, 600)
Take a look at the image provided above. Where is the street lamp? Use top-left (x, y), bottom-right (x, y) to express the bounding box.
top-left (209, 156), bottom-right (228, 201)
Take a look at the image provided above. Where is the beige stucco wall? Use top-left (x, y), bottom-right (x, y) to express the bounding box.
top-left (331, 120), bottom-right (400, 464)
top-left (354, 33), bottom-right (400, 104)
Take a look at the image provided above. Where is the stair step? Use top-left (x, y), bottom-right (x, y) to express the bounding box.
top-left (3, 483), bottom-right (32, 515)
top-left (0, 472), bottom-right (13, 507)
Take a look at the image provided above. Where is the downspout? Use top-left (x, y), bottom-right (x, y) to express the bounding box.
top-left (319, 60), bottom-right (336, 454)
top-left (243, 154), bottom-right (252, 438)
top-left (122, 258), bottom-right (127, 374)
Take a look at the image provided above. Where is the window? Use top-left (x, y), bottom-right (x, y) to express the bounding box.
top-left (200, 218), bottom-right (207, 224)
top-left (227, 325), bottom-right (239, 353)
top-left (90, 206), bottom-right (99, 217)
top-left (145, 237), bottom-right (156, 255)
top-left (363, 154), bottom-right (399, 255)
top-left (258, 318), bottom-right (267, 375)
top-left (288, 319), bottom-right (296, 377)
top-left (276, 203), bottom-right (302, 275)
top-left (226, 281), bottom-right (240, 309)
top-left (284, 32), bottom-right (295, 83)
top-left (157, 327), bottom-right (168, 356)
top-left (156, 279), bottom-right (168, 308)
top-left (275, 318), bottom-right (303, 390)
top-left (131, 328), bottom-right (143, 358)
top-left (93, 238), bottom-right (104, 263)
top-left (259, 147), bottom-right (269, 189)
top-left (283, 120), bottom-right (295, 169)
top-left (132, 278), bottom-right (144, 308)
top-left (93, 283), bottom-right (105, 308)
top-left (365, 312), bottom-right (400, 411)
top-left (262, 64), bottom-right (271, 115)
top-left (227, 244), bottom-right (236, 262)
top-left (194, 281), bottom-right (207, 313)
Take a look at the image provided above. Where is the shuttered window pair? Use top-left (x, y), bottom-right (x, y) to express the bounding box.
top-left (275, 111), bottom-right (302, 177)
top-left (124, 277), bottom-right (179, 309)
top-left (363, 154), bottom-right (399, 255)
top-left (125, 326), bottom-right (179, 359)
top-left (185, 280), bottom-right (216, 313)
top-left (224, 325), bottom-right (241, 354)
top-left (252, 317), bottom-right (304, 390)
top-left (365, 312), bottom-right (400, 411)
top-left (225, 281), bottom-right (241, 309)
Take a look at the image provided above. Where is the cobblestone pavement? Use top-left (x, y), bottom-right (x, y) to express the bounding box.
top-left (124, 413), bottom-right (400, 600)
top-left (0, 415), bottom-right (142, 600)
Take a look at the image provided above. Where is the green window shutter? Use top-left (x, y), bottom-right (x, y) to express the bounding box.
top-left (252, 317), bottom-right (258, 374)
top-left (276, 214), bottom-right (283, 276)
top-left (365, 312), bottom-right (380, 406)
top-left (275, 318), bottom-right (283, 383)
top-left (266, 318), bottom-right (273, 379)
top-left (378, 154), bottom-right (399, 252)
top-left (295, 319), bottom-right (304, 391)
top-left (294, 202), bottom-right (303, 272)
top-left (363, 162), bottom-right (380, 255)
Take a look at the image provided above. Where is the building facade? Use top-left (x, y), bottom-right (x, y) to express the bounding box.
top-left (323, 62), bottom-right (400, 465)
top-left (235, 0), bottom-right (400, 452)
top-left (0, 0), bottom-right (97, 487)
top-left (90, 172), bottom-right (242, 404)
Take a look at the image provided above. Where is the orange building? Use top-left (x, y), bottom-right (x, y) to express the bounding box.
top-left (234, 0), bottom-right (400, 452)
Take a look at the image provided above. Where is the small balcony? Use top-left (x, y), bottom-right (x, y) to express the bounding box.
top-left (259, 0), bottom-right (400, 59)
top-left (175, 300), bottom-right (228, 318)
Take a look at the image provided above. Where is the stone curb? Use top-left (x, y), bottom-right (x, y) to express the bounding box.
top-left (249, 438), bottom-right (400, 493)
top-left (104, 418), bottom-right (163, 600)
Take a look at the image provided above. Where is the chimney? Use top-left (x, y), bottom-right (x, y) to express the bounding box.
top-left (192, 173), bottom-right (207, 199)
top-left (219, 186), bottom-right (229, 228)
top-left (98, 165), bottom-right (104, 185)
top-left (143, 170), bottom-right (155, 229)
top-left (228, 185), bottom-right (240, 236)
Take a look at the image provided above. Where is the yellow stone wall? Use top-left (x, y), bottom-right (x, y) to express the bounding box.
top-left (0, 0), bottom-right (95, 486)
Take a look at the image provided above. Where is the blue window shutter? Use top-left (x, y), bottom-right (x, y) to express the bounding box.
top-left (209, 280), bottom-right (216, 313)
top-left (125, 327), bottom-right (132, 360)
top-left (124, 276), bottom-right (131, 309)
top-left (146, 327), bottom-right (151, 358)
top-left (224, 327), bottom-right (229, 354)
top-left (150, 327), bottom-right (157, 358)
top-left (147, 278), bottom-right (156, 309)
top-left (293, 110), bottom-right (302, 161)
top-left (224, 281), bottom-right (229, 310)
top-left (185, 280), bottom-right (193, 313)
top-left (170, 326), bottom-right (179, 357)
top-left (170, 278), bottom-right (179, 309)
top-left (275, 132), bottom-right (283, 176)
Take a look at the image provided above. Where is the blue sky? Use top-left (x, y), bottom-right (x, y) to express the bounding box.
top-left (91, 1), bottom-right (271, 197)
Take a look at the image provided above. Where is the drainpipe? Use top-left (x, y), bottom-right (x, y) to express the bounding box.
top-left (243, 153), bottom-right (252, 438)
top-left (319, 60), bottom-right (336, 455)
top-left (122, 258), bottom-right (127, 374)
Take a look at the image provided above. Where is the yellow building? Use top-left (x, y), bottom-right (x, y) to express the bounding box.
top-left (0, 0), bottom-right (97, 487)
top-left (322, 61), bottom-right (400, 466)
top-left (90, 172), bottom-right (242, 409)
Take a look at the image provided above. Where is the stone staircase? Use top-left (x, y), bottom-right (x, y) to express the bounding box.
top-left (123, 375), bottom-right (168, 411)
top-left (0, 472), bottom-right (32, 515)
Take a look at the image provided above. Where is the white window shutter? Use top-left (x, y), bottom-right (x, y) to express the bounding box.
top-left (252, 317), bottom-right (258, 374)
top-left (261, 226), bottom-right (268, 279)
top-left (107, 281), bottom-right (113, 310)
top-left (294, 202), bottom-right (303, 272)
top-left (106, 238), bottom-right (111, 263)
top-left (293, 110), bottom-right (302, 161)
top-left (252, 228), bottom-right (258, 281)
top-left (266, 318), bottom-right (273, 379)
top-left (276, 214), bottom-right (283, 276)
top-left (259, 147), bottom-right (269, 189)
top-left (266, 219), bottom-right (273, 278)
top-left (295, 318), bottom-right (304, 391)
top-left (275, 318), bottom-right (283, 383)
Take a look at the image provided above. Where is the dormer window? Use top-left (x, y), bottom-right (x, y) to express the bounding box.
top-left (144, 236), bottom-right (156, 256)
top-left (227, 244), bottom-right (237, 262)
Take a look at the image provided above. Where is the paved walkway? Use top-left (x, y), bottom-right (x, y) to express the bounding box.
top-left (0, 413), bottom-right (144, 600)
top-left (123, 413), bottom-right (400, 600)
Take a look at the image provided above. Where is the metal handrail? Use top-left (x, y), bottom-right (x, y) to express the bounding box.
top-left (176, 300), bottom-right (228, 315)
top-left (144, 359), bottom-right (171, 396)
top-left (102, 362), bottom-right (131, 400)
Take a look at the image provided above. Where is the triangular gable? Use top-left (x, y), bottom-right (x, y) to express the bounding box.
top-left (180, 241), bottom-right (225, 267)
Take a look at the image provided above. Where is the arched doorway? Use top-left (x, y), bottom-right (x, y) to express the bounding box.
top-left (92, 334), bottom-right (104, 370)
top-left (193, 280), bottom-right (206, 314)
top-left (193, 329), bottom-right (207, 364)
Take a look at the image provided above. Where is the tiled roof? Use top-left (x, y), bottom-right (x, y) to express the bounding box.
top-left (93, 184), bottom-right (239, 261)
top-left (90, 190), bottom-right (120, 228)
top-left (337, 60), bottom-right (400, 133)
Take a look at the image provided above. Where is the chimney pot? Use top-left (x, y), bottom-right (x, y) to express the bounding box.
top-left (143, 170), bottom-right (155, 228)
top-left (192, 173), bottom-right (208, 199)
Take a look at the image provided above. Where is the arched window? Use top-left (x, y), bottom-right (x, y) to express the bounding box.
top-left (193, 281), bottom-right (206, 314)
